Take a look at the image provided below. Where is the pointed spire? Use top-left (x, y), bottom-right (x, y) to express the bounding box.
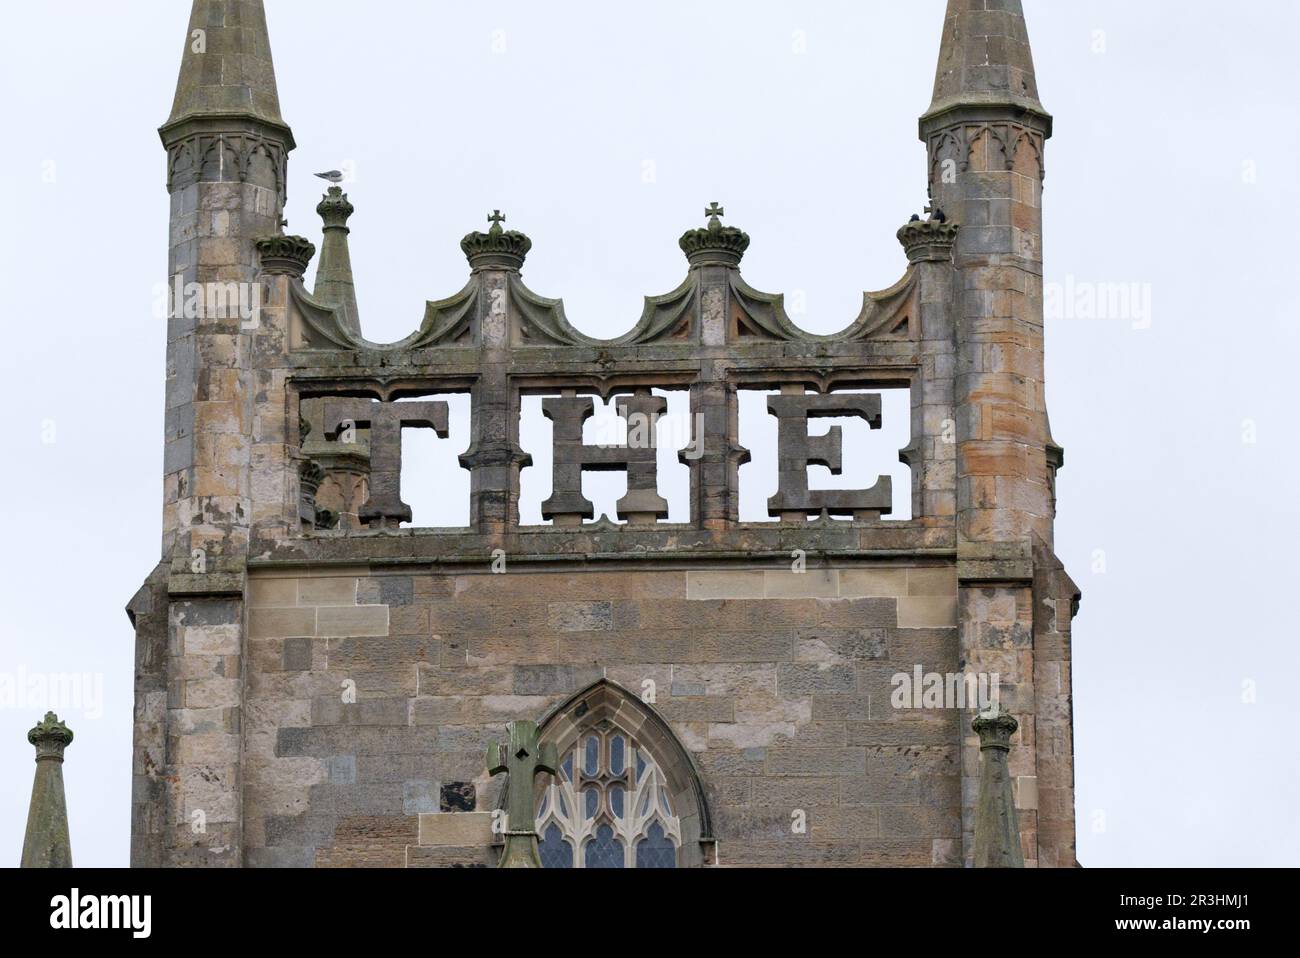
top-left (971, 706), bottom-right (1025, 868)
top-left (923, 0), bottom-right (1049, 127)
top-left (314, 187), bottom-right (361, 335)
top-left (20, 712), bottom-right (74, 868)
top-left (162, 0), bottom-right (293, 146)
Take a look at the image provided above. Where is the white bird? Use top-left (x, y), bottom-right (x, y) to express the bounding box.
top-left (314, 171), bottom-right (344, 184)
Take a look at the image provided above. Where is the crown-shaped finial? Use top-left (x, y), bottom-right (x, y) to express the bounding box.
top-left (972, 706), bottom-right (1018, 752)
top-left (462, 210), bottom-right (532, 271)
top-left (257, 235), bottom-right (317, 277)
top-left (679, 202), bottom-right (750, 269)
top-left (28, 712), bottom-right (74, 761)
top-left (897, 207), bottom-right (959, 264)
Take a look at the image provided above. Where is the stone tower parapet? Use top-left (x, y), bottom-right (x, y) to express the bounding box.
top-left (130, 0), bottom-right (1080, 869)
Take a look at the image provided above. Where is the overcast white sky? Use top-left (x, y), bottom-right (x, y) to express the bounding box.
top-left (1, 0), bottom-right (1296, 868)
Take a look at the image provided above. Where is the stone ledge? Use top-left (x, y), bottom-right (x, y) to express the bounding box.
top-left (405, 844), bottom-right (494, 868)
top-left (687, 566), bottom-right (959, 602)
top-left (168, 572), bottom-right (245, 597)
top-left (417, 811), bottom-right (494, 847)
top-left (957, 558), bottom-right (1033, 584)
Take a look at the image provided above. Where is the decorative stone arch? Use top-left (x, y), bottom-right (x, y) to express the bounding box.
top-left (526, 679), bottom-right (716, 867)
top-left (929, 128), bottom-right (966, 185)
top-left (167, 140), bottom-right (199, 191)
top-left (1010, 129), bottom-right (1045, 182)
top-left (966, 124), bottom-right (1011, 173)
top-left (244, 138), bottom-right (283, 197)
top-left (198, 135), bottom-right (239, 182)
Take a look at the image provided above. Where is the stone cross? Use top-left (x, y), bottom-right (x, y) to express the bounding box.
top-left (541, 392), bottom-right (669, 525)
top-left (705, 201), bottom-right (725, 224)
top-left (766, 393), bottom-right (893, 519)
top-left (487, 720), bottom-right (558, 868)
top-left (488, 210), bottom-right (506, 228)
top-left (322, 398), bottom-right (450, 529)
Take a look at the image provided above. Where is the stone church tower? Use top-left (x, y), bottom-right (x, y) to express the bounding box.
top-left (129, 0), bottom-right (1080, 868)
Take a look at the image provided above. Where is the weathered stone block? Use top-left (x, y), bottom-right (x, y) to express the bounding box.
top-left (547, 601), bottom-right (613, 632)
top-left (405, 844), bottom-right (493, 868)
top-left (282, 636), bottom-right (313, 671)
top-left (686, 571), bottom-right (766, 600)
top-left (417, 811), bottom-right (494, 847)
top-left (298, 577), bottom-right (358, 606)
top-left (777, 664), bottom-right (857, 696)
top-left (317, 605), bottom-right (389, 638)
top-left (249, 607), bottom-right (316, 639)
top-left (765, 570), bottom-right (839, 598)
top-left (839, 569), bottom-right (908, 598)
top-left (440, 782), bottom-right (475, 812)
top-left (325, 755), bottom-right (357, 785)
top-left (897, 596), bottom-right (959, 628)
top-left (403, 780), bottom-right (437, 815)
top-left (765, 748), bottom-right (866, 777)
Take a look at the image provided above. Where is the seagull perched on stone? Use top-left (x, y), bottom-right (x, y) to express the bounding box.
top-left (314, 170), bottom-right (344, 184)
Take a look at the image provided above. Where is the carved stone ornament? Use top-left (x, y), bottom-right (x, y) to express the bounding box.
top-left (767, 394), bottom-right (893, 519)
top-left (487, 720), bottom-right (558, 868)
top-left (316, 186), bottom-right (355, 230)
top-left (321, 398), bottom-right (450, 528)
top-left (897, 218), bottom-right (960, 264)
top-left (256, 234), bottom-right (316, 277)
top-left (541, 393), bottom-right (670, 523)
top-left (28, 712), bottom-right (74, 761)
top-left (461, 210), bottom-right (532, 271)
top-left (679, 202), bottom-right (750, 269)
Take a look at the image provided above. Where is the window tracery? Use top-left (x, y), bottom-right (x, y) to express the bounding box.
top-left (536, 722), bottom-right (681, 869)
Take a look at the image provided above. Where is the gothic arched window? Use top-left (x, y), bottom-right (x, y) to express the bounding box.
top-left (522, 679), bottom-right (714, 869)
top-left (537, 723), bottom-right (682, 869)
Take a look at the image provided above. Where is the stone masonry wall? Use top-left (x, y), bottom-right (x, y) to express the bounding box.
top-left (243, 563), bottom-right (969, 867)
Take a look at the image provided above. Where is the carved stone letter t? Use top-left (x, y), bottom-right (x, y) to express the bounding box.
top-left (322, 398), bottom-right (450, 528)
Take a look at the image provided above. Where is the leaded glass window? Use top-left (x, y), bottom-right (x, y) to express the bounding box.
top-left (537, 723), bottom-right (681, 868)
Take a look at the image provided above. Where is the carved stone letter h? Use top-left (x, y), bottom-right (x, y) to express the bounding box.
top-left (542, 392), bottom-right (670, 526)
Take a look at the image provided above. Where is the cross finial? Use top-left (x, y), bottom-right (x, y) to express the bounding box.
top-left (487, 210), bottom-right (506, 231)
top-left (486, 720), bottom-right (558, 868)
top-left (705, 202), bottom-right (725, 226)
